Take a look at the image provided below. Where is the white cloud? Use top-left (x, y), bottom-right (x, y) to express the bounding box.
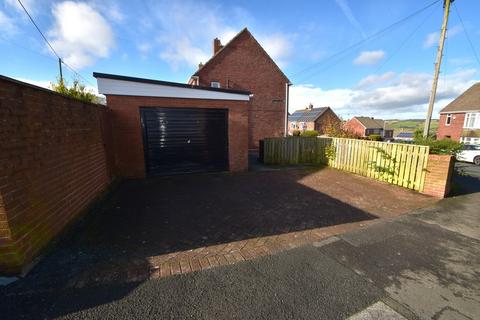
top-left (356, 71), bottom-right (396, 88)
top-left (0, 10), bottom-right (16, 36)
top-left (290, 69), bottom-right (478, 119)
top-left (15, 78), bottom-right (52, 89)
top-left (423, 25), bottom-right (463, 48)
top-left (258, 34), bottom-right (293, 68)
top-left (143, 1), bottom-right (293, 69)
top-left (353, 50), bottom-right (385, 65)
top-left (335, 0), bottom-right (366, 38)
top-left (88, 0), bottom-right (125, 23)
top-left (47, 1), bottom-right (115, 69)
top-left (15, 77), bottom-right (98, 94)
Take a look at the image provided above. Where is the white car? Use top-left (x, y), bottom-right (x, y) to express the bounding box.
top-left (456, 144), bottom-right (480, 166)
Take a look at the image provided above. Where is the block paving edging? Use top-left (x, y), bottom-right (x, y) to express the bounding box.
top-left (146, 220), bottom-right (376, 280)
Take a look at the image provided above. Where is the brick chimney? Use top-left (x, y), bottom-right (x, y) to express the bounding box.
top-left (213, 38), bottom-right (223, 54)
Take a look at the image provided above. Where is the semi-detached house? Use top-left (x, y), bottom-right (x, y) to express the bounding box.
top-left (94, 28), bottom-right (290, 178)
top-left (437, 83), bottom-right (480, 144)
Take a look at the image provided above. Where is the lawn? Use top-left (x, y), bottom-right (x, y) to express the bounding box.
top-left (387, 119), bottom-right (439, 136)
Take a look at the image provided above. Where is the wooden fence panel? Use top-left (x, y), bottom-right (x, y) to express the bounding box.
top-left (263, 137), bottom-right (430, 191)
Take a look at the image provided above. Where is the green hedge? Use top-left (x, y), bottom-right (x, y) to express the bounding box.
top-left (300, 130), bottom-right (319, 137)
top-left (368, 134), bottom-right (382, 141)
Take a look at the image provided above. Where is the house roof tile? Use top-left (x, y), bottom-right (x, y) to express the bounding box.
top-left (440, 82), bottom-right (480, 113)
top-left (354, 117), bottom-right (392, 130)
top-left (289, 107), bottom-right (329, 122)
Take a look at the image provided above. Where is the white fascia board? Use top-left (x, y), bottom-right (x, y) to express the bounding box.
top-left (439, 110), bottom-right (480, 114)
top-left (96, 78), bottom-right (250, 101)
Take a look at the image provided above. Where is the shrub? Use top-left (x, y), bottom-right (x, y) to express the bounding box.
top-left (50, 77), bottom-right (97, 103)
top-left (414, 137), bottom-right (463, 155)
top-left (323, 118), bottom-right (359, 138)
top-left (300, 130), bottom-right (319, 137)
top-left (368, 134), bottom-right (382, 141)
top-left (291, 129), bottom-right (301, 136)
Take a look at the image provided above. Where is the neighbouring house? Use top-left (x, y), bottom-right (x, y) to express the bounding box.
top-left (188, 28), bottom-right (290, 149)
top-left (437, 83), bottom-right (480, 144)
top-left (344, 116), bottom-right (394, 139)
top-left (94, 72), bottom-right (251, 177)
top-left (288, 104), bottom-right (340, 135)
top-left (395, 132), bottom-right (414, 142)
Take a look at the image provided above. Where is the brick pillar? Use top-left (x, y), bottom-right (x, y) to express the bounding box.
top-left (422, 155), bottom-right (454, 198)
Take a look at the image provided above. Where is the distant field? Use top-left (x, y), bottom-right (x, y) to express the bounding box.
top-left (387, 119), bottom-right (439, 136)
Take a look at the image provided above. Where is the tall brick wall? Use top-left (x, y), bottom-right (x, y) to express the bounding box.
top-left (106, 95), bottom-right (249, 178)
top-left (422, 155), bottom-right (454, 198)
top-left (195, 30), bottom-right (289, 149)
top-left (0, 76), bottom-right (113, 275)
top-left (436, 113), bottom-right (464, 141)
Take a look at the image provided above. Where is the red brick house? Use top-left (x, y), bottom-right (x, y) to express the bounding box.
top-left (288, 104), bottom-right (340, 135)
top-left (437, 83), bottom-right (480, 144)
top-left (189, 28), bottom-right (290, 149)
top-left (344, 116), bottom-right (393, 139)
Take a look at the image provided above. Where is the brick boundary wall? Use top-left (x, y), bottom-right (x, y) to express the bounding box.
top-left (422, 154), bottom-right (455, 198)
top-left (0, 76), bottom-right (114, 275)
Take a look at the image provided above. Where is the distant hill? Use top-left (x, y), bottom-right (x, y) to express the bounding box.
top-left (386, 119), bottom-right (439, 136)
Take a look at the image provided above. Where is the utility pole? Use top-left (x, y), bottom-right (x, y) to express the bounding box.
top-left (58, 58), bottom-right (63, 83)
top-left (423, 0), bottom-right (453, 137)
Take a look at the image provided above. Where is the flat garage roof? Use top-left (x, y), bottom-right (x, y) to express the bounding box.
top-left (93, 72), bottom-right (251, 101)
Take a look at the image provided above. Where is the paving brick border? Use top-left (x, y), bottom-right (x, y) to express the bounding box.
top-left (147, 220), bottom-right (375, 279)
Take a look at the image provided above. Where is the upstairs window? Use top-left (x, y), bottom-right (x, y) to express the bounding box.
top-left (210, 81), bottom-right (221, 88)
top-left (445, 113), bottom-right (452, 125)
top-left (464, 113), bottom-right (480, 129)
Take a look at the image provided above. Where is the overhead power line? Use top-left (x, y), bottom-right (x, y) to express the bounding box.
top-left (290, 0), bottom-right (441, 82)
top-left (374, 5), bottom-right (437, 73)
top-left (16, 0), bottom-right (96, 87)
top-left (453, 3), bottom-right (480, 67)
top-left (16, 0), bottom-right (60, 59)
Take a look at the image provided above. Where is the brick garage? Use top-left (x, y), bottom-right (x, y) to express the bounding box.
top-left (0, 76), bottom-right (113, 275)
top-left (95, 73), bottom-right (250, 178)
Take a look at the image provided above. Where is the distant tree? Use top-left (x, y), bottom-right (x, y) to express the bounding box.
top-left (323, 117), bottom-right (358, 138)
top-left (50, 78), bottom-right (97, 103)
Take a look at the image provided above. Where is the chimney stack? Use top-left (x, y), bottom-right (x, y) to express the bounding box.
top-left (213, 38), bottom-right (223, 54)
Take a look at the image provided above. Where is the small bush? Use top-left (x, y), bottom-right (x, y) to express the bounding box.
top-left (300, 130), bottom-right (319, 137)
top-left (291, 130), bottom-right (301, 136)
top-left (416, 138), bottom-right (463, 155)
top-left (412, 129), bottom-right (463, 155)
top-left (368, 134), bottom-right (382, 141)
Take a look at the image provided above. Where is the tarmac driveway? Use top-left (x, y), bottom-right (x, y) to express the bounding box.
top-left (1, 168), bottom-right (435, 304)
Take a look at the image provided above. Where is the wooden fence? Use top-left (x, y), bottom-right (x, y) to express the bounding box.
top-left (263, 137), bottom-right (430, 191)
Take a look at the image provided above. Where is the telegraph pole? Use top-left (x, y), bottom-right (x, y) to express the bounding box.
top-left (58, 58), bottom-right (63, 83)
top-left (423, 0), bottom-right (453, 138)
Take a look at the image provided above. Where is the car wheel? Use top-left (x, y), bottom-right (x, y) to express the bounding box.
top-left (474, 156), bottom-right (480, 166)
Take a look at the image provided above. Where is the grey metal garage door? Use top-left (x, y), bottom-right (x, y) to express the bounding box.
top-left (140, 107), bottom-right (228, 176)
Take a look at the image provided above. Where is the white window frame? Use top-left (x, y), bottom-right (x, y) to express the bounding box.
top-left (445, 113), bottom-right (452, 126)
top-left (464, 112), bottom-right (480, 129)
top-left (210, 81), bottom-right (221, 88)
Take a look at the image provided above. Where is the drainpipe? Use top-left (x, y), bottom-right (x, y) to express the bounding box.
top-left (285, 82), bottom-right (291, 137)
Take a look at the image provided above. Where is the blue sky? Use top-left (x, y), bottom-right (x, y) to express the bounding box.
top-left (1, 0), bottom-right (479, 119)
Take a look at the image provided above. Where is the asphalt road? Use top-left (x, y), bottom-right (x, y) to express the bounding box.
top-left (453, 161), bottom-right (480, 195)
top-left (2, 188), bottom-right (480, 319)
